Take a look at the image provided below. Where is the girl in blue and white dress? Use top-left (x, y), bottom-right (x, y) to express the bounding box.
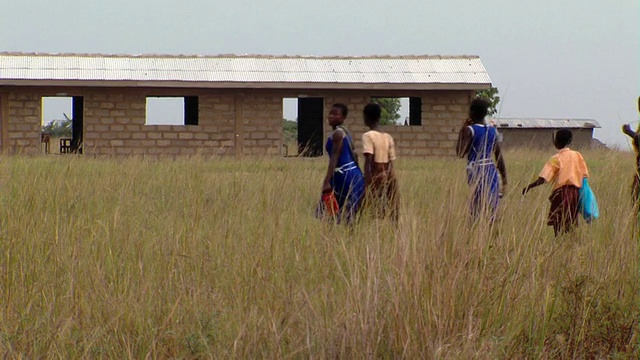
top-left (317, 103), bottom-right (365, 224)
top-left (456, 99), bottom-right (507, 221)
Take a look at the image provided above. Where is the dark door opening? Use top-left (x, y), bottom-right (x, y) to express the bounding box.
top-left (297, 97), bottom-right (324, 157)
top-left (70, 96), bottom-right (83, 154)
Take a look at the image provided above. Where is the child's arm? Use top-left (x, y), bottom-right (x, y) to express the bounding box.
top-left (363, 153), bottom-right (373, 187)
top-left (523, 157), bottom-right (557, 195)
top-left (522, 177), bottom-right (546, 195)
top-left (362, 132), bottom-right (374, 188)
top-left (493, 140), bottom-right (507, 190)
top-left (456, 120), bottom-right (473, 158)
top-left (622, 124), bottom-right (637, 139)
top-left (388, 135), bottom-right (397, 177)
top-left (322, 130), bottom-right (344, 193)
top-left (622, 98), bottom-right (640, 140)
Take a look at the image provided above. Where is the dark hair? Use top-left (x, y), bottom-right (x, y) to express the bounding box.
top-left (363, 103), bottom-right (382, 123)
top-left (332, 103), bottom-right (348, 118)
top-left (469, 98), bottom-right (490, 122)
top-left (554, 129), bottom-right (573, 148)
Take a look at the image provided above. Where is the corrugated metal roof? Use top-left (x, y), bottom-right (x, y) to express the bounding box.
top-left (0, 53), bottom-right (491, 90)
top-left (490, 118), bottom-right (601, 129)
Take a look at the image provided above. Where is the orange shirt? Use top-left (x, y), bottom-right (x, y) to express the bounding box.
top-left (539, 148), bottom-right (589, 190)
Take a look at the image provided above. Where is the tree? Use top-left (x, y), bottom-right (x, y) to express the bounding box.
top-left (42, 113), bottom-right (72, 137)
top-left (475, 86), bottom-right (501, 116)
top-left (371, 98), bottom-right (401, 125)
top-left (282, 118), bottom-right (297, 143)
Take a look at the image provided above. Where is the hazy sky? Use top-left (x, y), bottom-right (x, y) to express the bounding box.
top-left (3, 0), bottom-right (638, 147)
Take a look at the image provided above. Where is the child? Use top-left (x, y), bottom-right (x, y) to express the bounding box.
top-left (621, 96), bottom-right (640, 210)
top-left (522, 129), bottom-right (589, 236)
top-left (317, 103), bottom-right (365, 224)
top-left (361, 103), bottom-right (399, 222)
top-left (456, 98), bottom-right (507, 222)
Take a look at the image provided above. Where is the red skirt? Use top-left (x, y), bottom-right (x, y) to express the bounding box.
top-left (548, 185), bottom-right (580, 234)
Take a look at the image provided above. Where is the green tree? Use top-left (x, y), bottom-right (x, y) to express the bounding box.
top-left (42, 113), bottom-right (72, 137)
top-left (282, 118), bottom-right (297, 143)
top-left (372, 98), bottom-right (401, 125)
top-left (475, 86), bottom-right (501, 116)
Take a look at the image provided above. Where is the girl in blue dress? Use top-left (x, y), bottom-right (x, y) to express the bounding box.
top-left (317, 103), bottom-right (365, 224)
top-left (456, 99), bottom-right (507, 221)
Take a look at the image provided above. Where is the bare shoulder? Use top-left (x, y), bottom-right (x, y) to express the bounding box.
top-left (460, 125), bottom-right (473, 136)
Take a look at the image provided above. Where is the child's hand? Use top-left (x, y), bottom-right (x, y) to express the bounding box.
top-left (322, 182), bottom-right (332, 194)
top-left (623, 124), bottom-right (632, 133)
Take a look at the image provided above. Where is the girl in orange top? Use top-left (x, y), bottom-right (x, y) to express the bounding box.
top-left (361, 103), bottom-right (399, 222)
top-left (522, 129), bottom-right (589, 236)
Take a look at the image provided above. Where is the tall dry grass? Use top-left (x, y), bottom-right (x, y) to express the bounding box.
top-left (0, 149), bottom-right (637, 358)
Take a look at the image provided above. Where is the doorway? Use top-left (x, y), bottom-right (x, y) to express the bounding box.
top-left (297, 97), bottom-right (324, 157)
top-left (41, 96), bottom-right (83, 154)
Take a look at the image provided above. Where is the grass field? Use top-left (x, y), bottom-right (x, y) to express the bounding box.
top-left (0, 149), bottom-right (637, 358)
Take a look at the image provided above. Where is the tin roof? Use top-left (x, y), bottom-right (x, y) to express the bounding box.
top-left (490, 118), bottom-right (601, 129)
top-left (0, 53), bottom-right (491, 90)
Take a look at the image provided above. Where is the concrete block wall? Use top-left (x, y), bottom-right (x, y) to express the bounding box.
top-left (0, 87), bottom-right (243, 156)
top-left (6, 91), bottom-right (42, 154)
top-left (83, 91), bottom-right (236, 156)
top-left (242, 93), bottom-right (283, 155)
top-left (0, 87), bottom-right (472, 157)
top-left (498, 128), bottom-right (594, 150)
top-left (324, 90), bottom-right (473, 157)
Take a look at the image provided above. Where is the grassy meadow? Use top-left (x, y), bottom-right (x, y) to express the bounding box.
top-left (0, 149), bottom-right (637, 358)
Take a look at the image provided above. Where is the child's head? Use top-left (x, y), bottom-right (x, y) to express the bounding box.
top-left (469, 98), bottom-right (490, 123)
top-left (363, 103), bottom-right (382, 127)
top-left (553, 129), bottom-right (573, 149)
top-left (328, 103), bottom-right (348, 127)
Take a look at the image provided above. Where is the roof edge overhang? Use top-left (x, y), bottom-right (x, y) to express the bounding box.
top-left (0, 80), bottom-right (491, 91)
top-left (0, 52), bottom-right (483, 59)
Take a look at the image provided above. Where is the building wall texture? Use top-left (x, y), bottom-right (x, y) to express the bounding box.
top-left (0, 86), bottom-right (475, 157)
top-left (325, 90), bottom-right (472, 157)
top-left (498, 128), bottom-right (595, 150)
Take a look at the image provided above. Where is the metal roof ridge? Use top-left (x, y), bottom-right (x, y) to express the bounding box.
top-left (0, 52), bottom-right (481, 60)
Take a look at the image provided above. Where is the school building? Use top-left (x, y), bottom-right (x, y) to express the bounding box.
top-left (491, 118), bottom-right (602, 149)
top-left (0, 53), bottom-right (492, 157)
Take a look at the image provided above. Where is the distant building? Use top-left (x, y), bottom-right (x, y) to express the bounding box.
top-left (490, 118), bottom-right (602, 149)
top-left (0, 53), bottom-right (492, 157)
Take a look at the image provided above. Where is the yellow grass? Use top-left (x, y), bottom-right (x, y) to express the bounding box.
top-left (0, 149), bottom-right (637, 358)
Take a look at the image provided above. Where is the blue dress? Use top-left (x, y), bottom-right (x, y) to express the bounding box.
top-left (317, 127), bottom-right (365, 223)
top-left (466, 124), bottom-right (500, 220)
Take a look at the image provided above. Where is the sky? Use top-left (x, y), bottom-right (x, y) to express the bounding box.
top-left (4, 0), bottom-right (638, 148)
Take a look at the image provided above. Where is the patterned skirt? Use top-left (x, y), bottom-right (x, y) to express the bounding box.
top-left (548, 185), bottom-right (580, 234)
